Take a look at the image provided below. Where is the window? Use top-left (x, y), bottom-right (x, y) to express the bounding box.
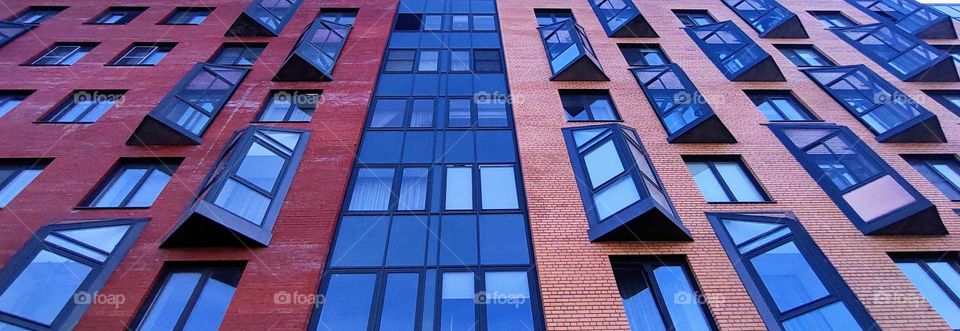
top-left (611, 257), bottom-right (716, 330)
top-left (809, 11), bottom-right (858, 28)
top-left (538, 11), bottom-right (607, 81)
top-left (534, 9), bottom-right (574, 26)
top-left (932, 4), bottom-right (960, 19)
top-left (904, 155), bottom-right (960, 200)
top-left (630, 64), bottom-right (735, 143)
top-left (926, 90), bottom-right (960, 117)
top-left (707, 213), bottom-right (878, 331)
top-left (30, 43), bottom-right (97, 66)
top-left (418, 50), bottom-right (439, 71)
top-left (685, 157), bottom-right (769, 203)
top-left (832, 23), bottom-right (956, 82)
top-left (384, 50), bottom-right (416, 72)
top-left (394, 13), bottom-right (422, 31)
top-left (0, 22), bottom-right (31, 48)
top-left (776, 45), bottom-right (834, 67)
top-left (684, 21), bottom-right (783, 81)
top-left (618, 44), bottom-right (669, 67)
top-left (933, 45), bottom-right (960, 68)
top-left (227, 0), bottom-right (303, 37)
top-left (0, 91), bottom-right (31, 118)
top-left (673, 10), bottom-right (716, 27)
top-left (163, 7), bottom-right (212, 25)
top-left (90, 7), bottom-right (146, 25)
top-left (0, 159), bottom-right (48, 208)
top-left (368, 98), bottom-right (438, 128)
top-left (722, 0), bottom-right (807, 38)
top-left (318, 9), bottom-right (357, 25)
top-left (559, 90), bottom-right (620, 121)
top-left (210, 43), bottom-right (265, 66)
top-left (474, 15), bottom-right (495, 30)
top-left (112, 43), bottom-right (174, 66)
top-left (41, 90), bottom-right (124, 123)
top-left (256, 90), bottom-right (319, 122)
top-left (746, 90), bottom-right (816, 121)
top-left (10, 6), bottom-right (66, 24)
top-left (893, 255), bottom-right (960, 329)
top-left (131, 263), bottom-right (244, 331)
top-left (0, 219), bottom-right (145, 330)
top-left (474, 49), bottom-right (502, 72)
top-left (587, 0), bottom-right (657, 37)
top-left (769, 123), bottom-right (945, 235)
top-left (84, 159), bottom-right (179, 208)
top-left (844, 0), bottom-right (955, 39)
top-left (274, 10), bottom-right (354, 81)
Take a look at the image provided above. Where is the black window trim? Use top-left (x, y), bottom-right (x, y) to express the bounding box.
top-left (37, 89), bottom-right (126, 124)
top-left (86, 6), bottom-right (148, 25)
top-left (159, 7), bottom-right (214, 25)
top-left (609, 255), bottom-right (719, 331)
top-left (128, 261), bottom-right (246, 330)
top-left (78, 157), bottom-right (182, 209)
top-left (683, 155), bottom-right (774, 204)
top-left (743, 89), bottom-right (821, 122)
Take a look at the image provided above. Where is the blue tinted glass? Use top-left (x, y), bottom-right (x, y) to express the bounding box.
top-left (782, 301), bottom-right (862, 331)
top-left (0, 250), bottom-right (92, 325)
top-left (402, 131), bottom-right (435, 163)
top-left (398, 168), bottom-right (428, 211)
top-left (485, 272), bottom-right (534, 330)
top-left (613, 266), bottom-right (667, 331)
top-left (330, 216), bottom-right (389, 267)
top-left (316, 274), bottom-right (377, 331)
top-left (583, 140), bottom-right (625, 188)
top-left (751, 242), bottom-right (830, 312)
top-left (687, 162), bottom-right (729, 202)
top-left (349, 168), bottom-right (395, 211)
top-left (386, 216), bottom-right (428, 266)
top-left (379, 273), bottom-right (420, 331)
top-left (443, 131), bottom-right (475, 163)
top-left (721, 219), bottom-right (780, 245)
top-left (371, 99), bottom-right (405, 127)
top-left (137, 272), bottom-right (202, 331)
top-left (897, 262), bottom-right (960, 328)
top-left (652, 266), bottom-right (712, 331)
top-left (359, 131), bottom-right (403, 164)
top-left (480, 166), bottom-right (518, 210)
top-left (476, 130), bottom-right (516, 162)
top-left (445, 167), bottom-right (473, 210)
top-left (181, 275), bottom-right (237, 331)
top-left (479, 214), bottom-right (530, 265)
top-left (441, 272), bottom-right (476, 331)
top-left (439, 215), bottom-right (477, 265)
top-left (594, 175), bottom-right (640, 220)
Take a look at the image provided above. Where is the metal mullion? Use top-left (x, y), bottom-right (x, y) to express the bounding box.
top-left (642, 264), bottom-right (677, 330)
top-left (926, 160), bottom-right (960, 193)
top-left (257, 132), bottom-right (296, 156)
top-left (118, 166), bottom-right (155, 207)
top-left (777, 295), bottom-right (841, 321)
top-left (734, 225), bottom-right (789, 252)
top-left (137, 47), bottom-right (159, 65)
top-left (918, 261), bottom-right (960, 308)
top-left (72, 97), bottom-right (103, 123)
top-left (741, 234), bottom-right (794, 261)
top-left (0, 167), bottom-right (23, 191)
top-left (41, 241), bottom-right (103, 267)
top-left (47, 233), bottom-right (112, 256)
top-left (172, 272), bottom-right (212, 331)
top-left (706, 162), bottom-right (740, 202)
top-left (53, 46), bottom-right (81, 65)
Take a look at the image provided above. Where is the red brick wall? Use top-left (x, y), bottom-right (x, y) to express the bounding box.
top-left (498, 0), bottom-right (960, 330)
top-left (0, 1), bottom-right (395, 329)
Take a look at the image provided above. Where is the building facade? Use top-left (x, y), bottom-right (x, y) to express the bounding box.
top-left (0, 0), bottom-right (959, 330)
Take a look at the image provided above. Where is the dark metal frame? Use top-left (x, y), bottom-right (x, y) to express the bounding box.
top-left (227, 0), bottom-right (303, 37)
top-left (629, 64), bottom-right (736, 143)
top-left (585, 0), bottom-right (658, 37)
top-left (831, 23), bottom-right (958, 82)
top-left (537, 19), bottom-right (608, 81)
top-left (721, 0), bottom-right (808, 38)
top-left (558, 89), bottom-right (622, 122)
top-left (87, 7), bottom-right (147, 25)
top-left (682, 155), bottom-right (773, 203)
top-left (39, 90), bottom-right (126, 123)
top-left (159, 7), bottom-right (214, 25)
top-left (684, 21), bottom-right (785, 81)
top-left (744, 90), bottom-right (820, 121)
top-left (609, 255), bottom-right (719, 330)
top-left (273, 12), bottom-right (354, 81)
top-left (774, 44), bottom-right (836, 67)
top-left (128, 262), bottom-right (246, 330)
top-left (902, 154), bottom-right (960, 201)
top-left (109, 42), bottom-right (176, 66)
top-left (253, 89), bottom-right (321, 123)
top-left (844, 0), bottom-right (956, 39)
top-left (80, 158), bottom-right (182, 209)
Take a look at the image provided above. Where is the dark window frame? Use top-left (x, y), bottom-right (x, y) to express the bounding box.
top-left (831, 23), bottom-right (955, 82)
top-left (630, 64), bottom-right (736, 143)
top-left (0, 90), bottom-right (33, 118)
top-left (558, 89), bottom-right (622, 122)
top-left (533, 9), bottom-right (575, 26)
top-left (273, 10), bottom-right (355, 81)
top-left (673, 9), bottom-right (717, 27)
top-left (209, 42), bottom-right (267, 66)
top-left (109, 42), bottom-right (176, 66)
top-left (227, 0), bottom-right (303, 37)
top-left (160, 7), bottom-right (214, 25)
top-left (903, 154), bottom-right (960, 201)
top-left (683, 155), bottom-right (773, 203)
top-left (80, 158), bottom-right (182, 209)
top-left (843, 0), bottom-right (955, 39)
top-left (254, 90), bottom-right (321, 123)
top-left (39, 90), bottom-right (126, 124)
top-left (889, 253), bottom-right (960, 329)
top-left (610, 256), bottom-right (718, 330)
top-left (775, 44), bottom-right (836, 67)
top-left (8, 6), bottom-right (67, 24)
top-left (129, 262), bottom-right (246, 331)
top-left (808, 11), bottom-right (859, 29)
top-left (744, 90), bottom-right (819, 121)
top-left (28, 42), bottom-right (98, 66)
top-left (684, 21), bottom-right (782, 81)
top-left (0, 158), bottom-right (50, 208)
top-left (586, 0), bottom-right (657, 37)
top-left (721, 0), bottom-right (807, 38)
top-left (618, 43), bottom-right (671, 67)
top-left (87, 7), bottom-right (147, 25)
top-left (925, 89), bottom-right (960, 118)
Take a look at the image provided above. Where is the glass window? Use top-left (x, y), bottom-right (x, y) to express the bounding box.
top-left (559, 90), bottom-right (620, 121)
top-left (485, 272), bottom-right (535, 330)
top-left (480, 166), bottom-right (518, 210)
top-left (479, 214), bottom-right (530, 265)
top-left (441, 272), bottom-right (476, 330)
top-left (451, 50), bottom-right (470, 71)
top-left (31, 43), bottom-right (96, 66)
top-left (777, 45), bottom-right (834, 67)
top-left (256, 90), bottom-right (319, 122)
top-left (686, 158), bottom-right (768, 203)
top-left (394, 13), bottom-right (422, 31)
top-left (474, 49), bottom-right (502, 72)
top-left (92, 7), bottom-right (146, 25)
top-left (933, 45), bottom-right (960, 69)
top-left (385, 50), bottom-right (416, 72)
top-left (674, 10), bottom-right (716, 27)
top-left (113, 43), bottom-right (174, 66)
top-left (619, 44), bottom-right (670, 67)
top-left (42, 90), bottom-right (124, 123)
top-left (611, 258), bottom-right (716, 331)
top-left (163, 7), bottom-right (213, 25)
top-left (397, 167), bottom-right (428, 210)
top-left (474, 15), bottom-right (496, 31)
top-left (349, 168), bottom-right (395, 211)
top-left (379, 273), bottom-right (419, 330)
top-left (423, 15), bottom-right (442, 30)
top-left (11, 6), bottom-right (65, 24)
top-left (534, 9), bottom-right (575, 26)
top-left (445, 166), bottom-right (473, 210)
top-left (932, 4), bottom-right (960, 19)
top-left (448, 99), bottom-right (472, 127)
top-left (452, 15), bottom-right (470, 30)
top-left (746, 91), bottom-right (816, 121)
top-left (0, 92), bottom-right (30, 118)
top-left (133, 264), bottom-right (243, 331)
top-left (316, 273), bottom-right (376, 331)
top-left (904, 155), bottom-right (960, 200)
top-left (809, 11), bottom-right (858, 28)
top-left (211, 43), bottom-right (266, 66)
top-left (87, 159), bottom-right (179, 208)
top-left (0, 160), bottom-right (46, 208)
top-left (418, 50), bottom-right (439, 71)
top-left (318, 9), bottom-right (357, 25)
top-left (895, 258), bottom-right (960, 329)
top-left (926, 90), bottom-right (960, 118)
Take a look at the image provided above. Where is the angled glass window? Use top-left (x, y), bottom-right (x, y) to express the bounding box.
top-left (674, 10), bottom-right (717, 27)
top-left (256, 90), bottom-right (319, 122)
top-left (619, 44), bottom-right (670, 67)
top-left (211, 43), bottom-right (266, 66)
top-left (685, 21), bottom-right (784, 81)
top-left (904, 155), bottom-right (960, 200)
top-left (83, 159), bottom-right (180, 208)
top-left (163, 7), bottom-right (213, 25)
top-left (832, 23), bottom-right (958, 82)
top-left (931, 4), bottom-right (960, 19)
top-left (933, 44), bottom-right (960, 69)
top-left (0, 219), bottom-right (145, 330)
top-left (112, 43), bottom-right (174, 66)
top-left (611, 257), bottom-right (717, 331)
top-left (893, 255), bottom-right (960, 329)
top-left (803, 65), bottom-right (945, 142)
top-left (586, 0), bottom-right (657, 37)
top-left (809, 11), bottom-right (858, 28)
top-left (129, 63), bottom-right (249, 145)
top-left (926, 89), bottom-right (960, 117)
top-left (685, 157), bottom-right (769, 203)
top-left (538, 18), bottom-right (607, 81)
top-left (0, 21), bottom-right (32, 48)
top-left (0, 159), bottom-right (48, 208)
top-left (0, 91), bottom-right (31, 118)
top-left (10, 6), bottom-right (66, 24)
top-left (708, 213), bottom-right (878, 331)
top-left (722, 0), bottom-right (808, 38)
top-left (227, 0), bottom-right (303, 37)
top-left (559, 89), bottom-right (620, 121)
top-left (274, 10), bottom-right (355, 81)
top-left (30, 43), bottom-right (97, 66)
top-left (41, 90), bottom-right (124, 123)
top-left (746, 90), bottom-right (817, 121)
top-left (845, 0), bottom-right (956, 39)
top-left (630, 64), bottom-right (736, 143)
top-left (91, 7), bottom-right (146, 25)
top-left (769, 123), bottom-right (945, 235)
top-left (162, 126), bottom-right (310, 247)
top-left (131, 263), bottom-right (244, 331)
top-left (561, 124), bottom-right (690, 241)
top-left (776, 45), bottom-right (835, 67)
top-left (534, 9), bottom-right (575, 26)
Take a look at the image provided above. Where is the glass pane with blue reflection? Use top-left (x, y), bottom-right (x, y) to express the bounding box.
top-left (316, 274), bottom-right (377, 331)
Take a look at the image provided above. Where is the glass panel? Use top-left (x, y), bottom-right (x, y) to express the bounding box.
top-left (841, 175), bottom-right (915, 222)
top-left (398, 168), bottom-right (428, 211)
top-left (92, 168), bottom-right (147, 207)
top-left (928, 262), bottom-right (960, 298)
top-left (714, 162), bottom-right (764, 202)
top-left (0, 250), bottom-right (92, 325)
top-left (410, 99), bottom-right (434, 127)
top-left (138, 272), bottom-right (203, 331)
top-left (613, 265), bottom-right (667, 331)
top-left (687, 162), bottom-right (729, 202)
top-left (652, 266), bottom-right (713, 331)
top-left (0, 168), bottom-right (41, 207)
top-left (448, 99), bottom-right (472, 127)
top-left (480, 166), bottom-right (518, 210)
top-left (440, 272), bottom-right (476, 331)
top-left (897, 262), bottom-right (960, 328)
top-left (594, 175), bottom-right (640, 220)
top-left (750, 242), bottom-right (830, 312)
top-left (316, 274), bottom-right (377, 331)
top-left (445, 167), bottom-right (473, 210)
top-left (213, 179), bottom-right (271, 225)
top-left (379, 273), bottom-right (420, 331)
top-left (485, 272), bottom-right (534, 331)
top-left (720, 219), bottom-right (780, 245)
top-left (479, 214), bottom-right (530, 265)
top-left (127, 170), bottom-right (172, 207)
top-left (371, 99), bottom-right (406, 128)
top-left (55, 225), bottom-right (129, 254)
top-left (385, 216), bottom-right (427, 266)
top-left (349, 168), bottom-right (395, 211)
top-left (439, 215), bottom-right (477, 265)
top-left (182, 276), bottom-right (237, 331)
top-left (330, 216), bottom-right (389, 267)
top-left (583, 140), bottom-right (625, 188)
top-left (235, 142), bottom-right (285, 192)
top-left (43, 236), bottom-right (107, 262)
top-left (782, 301), bottom-right (863, 331)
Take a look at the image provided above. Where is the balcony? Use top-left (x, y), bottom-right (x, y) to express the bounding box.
top-left (846, 0), bottom-right (956, 39)
top-left (587, 0), bottom-right (657, 37)
top-left (803, 65), bottom-right (946, 143)
top-left (274, 16), bottom-right (351, 81)
top-left (769, 122), bottom-right (945, 235)
top-left (722, 0), bottom-right (808, 38)
top-left (226, 0), bottom-right (303, 37)
top-left (630, 64), bottom-right (736, 143)
top-left (562, 124), bottom-right (692, 241)
top-left (128, 63), bottom-right (249, 146)
top-left (685, 21), bottom-right (785, 81)
top-left (539, 19), bottom-right (608, 81)
top-left (0, 21), bottom-right (31, 48)
top-left (833, 23), bottom-right (958, 82)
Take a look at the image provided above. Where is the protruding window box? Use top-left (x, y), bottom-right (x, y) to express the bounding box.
top-left (128, 63), bottom-right (249, 146)
top-left (587, 0), bottom-right (657, 37)
top-left (0, 21), bottom-right (31, 48)
top-left (846, 0), bottom-right (956, 39)
top-left (630, 64), bottom-right (736, 143)
top-left (227, 0), bottom-right (303, 37)
top-left (539, 19), bottom-right (608, 81)
top-left (833, 24), bottom-right (958, 82)
top-left (162, 126), bottom-right (310, 247)
top-left (803, 65), bottom-right (946, 143)
top-left (722, 0), bottom-right (808, 38)
top-left (274, 16), bottom-right (351, 81)
top-left (685, 21), bottom-right (785, 81)
top-left (770, 123), bottom-right (945, 235)
top-left (562, 124), bottom-right (691, 242)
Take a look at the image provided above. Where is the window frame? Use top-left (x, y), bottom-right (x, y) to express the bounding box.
top-left (29, 43), bottom-right (98, 66)
top-left (88, 7), bottom-right (147, 25)
top-left (673, 9), bottom-right (717, 27)
top-left (890, 253), bottom-right (960, 329)
top-left (0, 90), bottom-right (33, 118)
top-left (830, 23), bottom-right (955, 82)
top-left (254, 90), bottom-right (321, 123)
top-left (8, 6), bottom-right (67, 24)
top-left (808, 11), bottom-right (859, 29)
top-left (558, 89), bottom-right (622, 122)
top-left (618, 43), bottom-right (671, 67)
top-left (843, 0), bottom-right (954, 39)
top-left (110, 43), bottom-right (175, 66)
top-left (684, 21), bottom-right (781, 81)
top-left (585, 0), bottom-right (657, 37)
top-left (160, 7), bottom-right (214, 25)
top-left (209, 42), bottom-right (266, 66)
top-left (775, 44), bottom-right (836, 67)
top-left (0, 158), bottom-right (49, 208)
top-left (228, 0), bottom-right (303, 37)
top-left (683, 155), bottom-right (772, 203)
top-left (609, 256), bottom-right (718, 331)
top-left (903, 154), bottom-right (960, 201)
top-left (39, 90), bottom-right (126, 124)
top-left (129, 262), bottom-right (245, 331)
top-left (744, 90), bottom-right (819, 121)
top-left (721, 0), bottom-right (807, 38)
top-left (80, 158), bottom-right (181, 209)
top-left (629, 64), bottom-right (736, 143)
top-left (925, 89), bottom-right (960, 118)
top-left (273, 10), bottom-right (355, 81)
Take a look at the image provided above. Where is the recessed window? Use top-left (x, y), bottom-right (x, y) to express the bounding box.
top-left (423, 14), bottom-right (441, 30)
top-left (30, 43), bottom-right (97, 66)
top-left (0, 91), bottom-right (31, 118)
top-left (84, 158), bottom-right (179, 208)
top-left (559, 90), bottom-right (620, 121)
top-left (673, 10), bottom-right (716, 27)
top-left (776, 45), bottom-right (834, 67)
top-left (91, 7), bottom-right (146, 25)
top-left (210, 43), bottom-right (266, 66)
top-left (893, 255), bottom-right (960, 329)
top-left (809, 11), bottom-right (858, 28)
top-left (163, 7), bottom-right (213, 25)
top-left (10, 6), bottom-right (66, 24)
top-left (451, 15), bottom-right (470, 30)
top-left (618, 44), bottom-right (669, 66)
top-left (534, 9), bottom-right (574, 26)
top-left (132, 263), bottom-right (244, 331)
top-left (318, 9), bottom-right (358, 25)
top-left (474, 49), bottom-right (502, 72)
top-left (904, 155), bottom-right (960, 201)
top-left (474, 15), bottom-right (496, 31)
top-left (611, 257), bottom-right (717, 330)
top-left (745, 90), bottom-right (816, 121)
top-left (926, 90), bottom-right (960, 118)
top-left (112, 43), bottom-right (174, 66)
top-left (394, 13), bottom-right (422, 31)
top-left (256, 90), bottom-right (320, 122)
top-left (685, 157), bottom-right (768, 203)
top-left (41, 90), bottom-right (124, 123)
top-left (0, 159), bottom-right (48, 208)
